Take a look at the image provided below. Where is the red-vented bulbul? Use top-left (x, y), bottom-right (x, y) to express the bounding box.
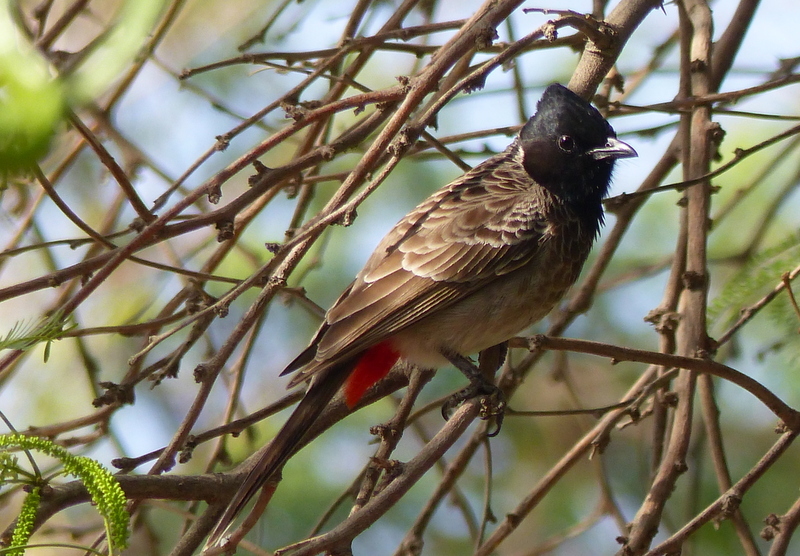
top-left (206, 83), bottom-right (636, 548)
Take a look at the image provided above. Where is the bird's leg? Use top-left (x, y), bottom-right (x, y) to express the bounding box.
top-left (440, 345), bottom-right (506, 436)
top-left (479, 342), bottom-right (508, 376)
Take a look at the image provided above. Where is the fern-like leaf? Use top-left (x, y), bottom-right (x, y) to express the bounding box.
top-left (0, 434), bottom-right (130, 554)
top-left (6, 486), bottom-right (40, 556)
top-left (709, 230), bottom-right (800, 361)
top-left (0, 310), bottom-right (76, 361)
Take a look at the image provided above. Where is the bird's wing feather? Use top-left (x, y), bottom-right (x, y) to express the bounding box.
top-left (305, 151), bottom-right (556, 366)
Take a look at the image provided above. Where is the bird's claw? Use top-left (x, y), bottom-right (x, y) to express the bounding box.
top-left (441, 380), bottom-right (506, 436)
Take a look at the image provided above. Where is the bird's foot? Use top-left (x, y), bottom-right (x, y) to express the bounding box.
top-left (439, 348), bottom-right (506, 436)
top-left (441, 377), bottom-right (506, 437)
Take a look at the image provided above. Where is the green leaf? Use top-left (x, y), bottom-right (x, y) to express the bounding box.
top-left (710, 230), bottom-right (800, 358)
top-left (6, 486), bottom-right (40, 556)
top-left (0, 434), bottom-right (130, 553)
top-left (0, 311), bottom-right (75, 359)
top-left (0, 4), bottom-right (64, 174)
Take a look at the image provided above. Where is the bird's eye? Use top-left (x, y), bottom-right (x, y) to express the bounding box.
top-left (557, 135), bottom-right (576, 153)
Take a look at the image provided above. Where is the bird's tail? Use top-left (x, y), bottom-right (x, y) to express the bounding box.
top-left (205, 360), bottom-right (352, 548)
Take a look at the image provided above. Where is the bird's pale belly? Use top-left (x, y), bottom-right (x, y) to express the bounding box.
top-left (390, 254), bottom-right (583, 369)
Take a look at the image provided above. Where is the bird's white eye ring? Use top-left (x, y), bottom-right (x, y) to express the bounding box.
top-left (558, 135), bottom-right (576, 152)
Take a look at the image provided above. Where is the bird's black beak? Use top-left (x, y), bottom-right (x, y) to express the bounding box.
top-left (589, 137), bottom-right (637, 161)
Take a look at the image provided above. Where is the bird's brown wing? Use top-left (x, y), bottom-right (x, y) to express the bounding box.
top-left (286, 151), bottom-right (565, 384)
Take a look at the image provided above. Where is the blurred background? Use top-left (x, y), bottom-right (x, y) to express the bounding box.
top-left (2, 0), bottom-right (800, 554)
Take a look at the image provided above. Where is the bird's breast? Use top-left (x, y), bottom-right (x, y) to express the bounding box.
top-left (391, 225), bottom-right (593, 368)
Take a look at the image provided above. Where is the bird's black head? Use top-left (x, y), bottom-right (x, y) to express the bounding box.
top-left (517, 84), bottom-right (636, 215)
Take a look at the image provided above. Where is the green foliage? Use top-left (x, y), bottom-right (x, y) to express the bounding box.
top-left (0, 452), bottom-right (19, 482)
top-left (0, 311), bottom-right (76, 362)
top-left (0, 434), bottom-right (130, 554)
top-left (0, 3), bottom-right (64, 175)
top-left (6, 486), bottom-right (40, 556)
top-left (65, 0), bottom-right (165, 103)
top-left (0, 0), bottom-right (165, 177)
top-left (709, 229), bottom-right (800, 353)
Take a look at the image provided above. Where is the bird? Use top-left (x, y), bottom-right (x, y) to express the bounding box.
top-left (205, 83), bottom-right (636, 548)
